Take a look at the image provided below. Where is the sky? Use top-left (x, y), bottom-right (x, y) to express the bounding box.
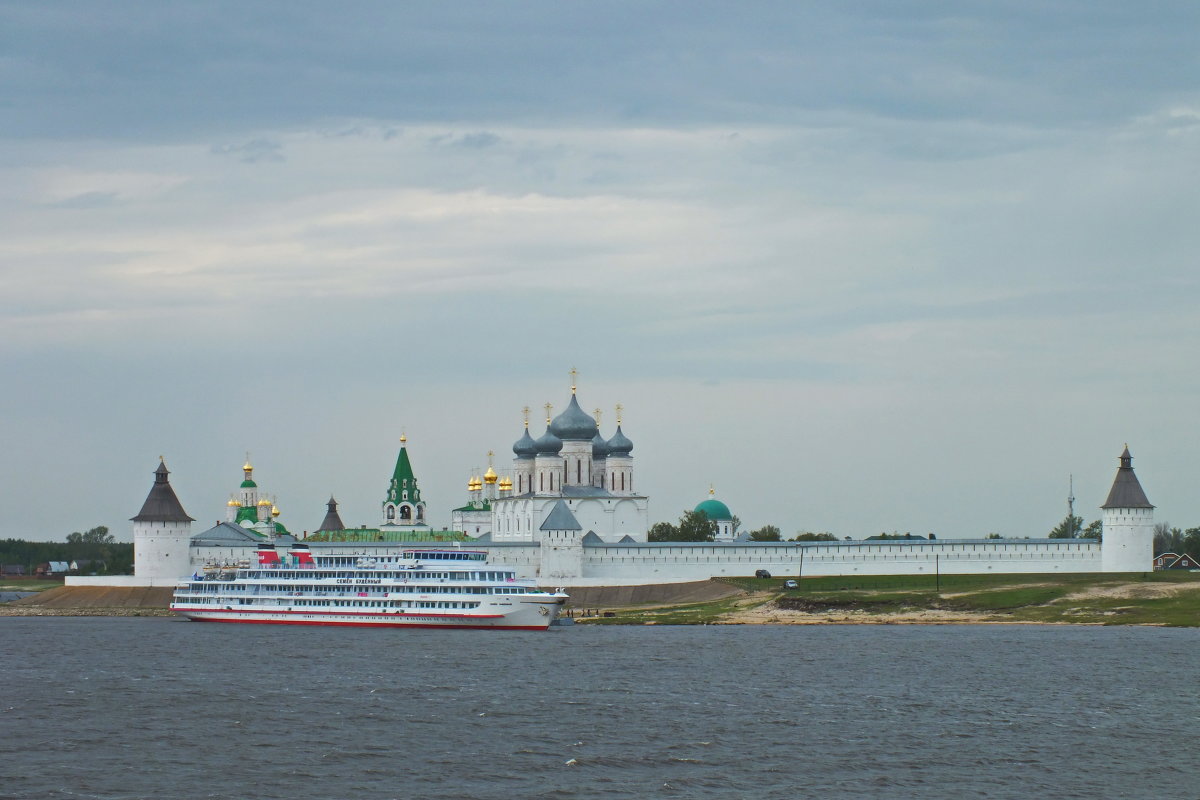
top-left (3, 1), bottom-right (1198, 542)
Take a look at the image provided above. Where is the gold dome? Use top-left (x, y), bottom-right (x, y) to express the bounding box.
top-left (243, 461), bottom-right (253, 472)
top-left (484, 466), bottom-right (498, 484)
top-left (257, 498), bottom-right (271, 507)
top-left (499, 476), bottom-right (512, 490)
top-left (227, 498), bottom-right (241, 507)
top-left (271, 505), bottom-right (280, 518)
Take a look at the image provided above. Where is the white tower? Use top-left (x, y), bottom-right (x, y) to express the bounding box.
top-left (604, 404), bottom-right (634, 495)
top-left (511, 406), bottom-right (536, 495)
top-left (533, 403), bottom-right (565, 494)
top-left (1100, 445), bottom-right (1155, 572)
top-left (132, 458), bottom-right (195, 581)
top-left (538, 499), bottom-right (584, 581)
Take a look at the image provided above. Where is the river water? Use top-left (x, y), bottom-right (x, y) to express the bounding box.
top-left (1, 618), bottom-right (1196, 799)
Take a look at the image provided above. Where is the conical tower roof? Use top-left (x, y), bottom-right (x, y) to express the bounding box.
top-left (131, 459), bottom-right (194, 523)
top-left (540, 499), bottom-right (582, 531)
top-left (317, 496), bottom-right (346, 532)
top-left (1101, 446), bottom-right (1154, 509)
top-left (385, 436), bottom-right (422, 505)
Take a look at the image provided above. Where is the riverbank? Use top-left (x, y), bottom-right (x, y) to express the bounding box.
top-left (574, 572), bottom-right (1200, 626)
top-left (5, 573), bottom-right (1199, 625)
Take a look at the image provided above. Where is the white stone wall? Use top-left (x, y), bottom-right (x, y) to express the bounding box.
top-left (490, 495), bottom-right (649, 543)
top-left (534, 455), bottom-right (564, 494)
top-left (574, 539), bottom-right (1102, 586)
top-left (161, 536), bottom-right (1103, 590)
top-left (539, 529), bottom-right (584, 581)
top-left (560, 440), bottom-right (592, 487)
top-left (133, 520), bottom-right (194, 580)
top-left (605, 455), bottom-right (633, 495)
top-left (512, 459), bottom-right (533, 495)
top-left (1101, 507), bottom-right (1154, 572)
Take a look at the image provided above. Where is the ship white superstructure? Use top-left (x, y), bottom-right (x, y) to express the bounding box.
top-left (171, 543), bottom-right (567, 630)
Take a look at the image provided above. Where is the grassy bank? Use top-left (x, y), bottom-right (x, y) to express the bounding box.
top-left (577, 572), bottom-right (1200, 627)
top-left (0, 580), bottom-right (62, 593)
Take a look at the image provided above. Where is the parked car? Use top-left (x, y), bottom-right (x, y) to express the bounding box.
top-left (755, 569), bottom-right (772, 579)
top-left (783, 580), bottom-right (799, 590)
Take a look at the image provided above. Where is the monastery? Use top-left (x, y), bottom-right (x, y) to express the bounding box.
top-left (77, 378), bottom-right (1158, 588)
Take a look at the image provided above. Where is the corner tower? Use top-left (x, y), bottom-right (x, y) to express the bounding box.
top-left (1100, 445), bottom-right (1154, 572)
top-left (132, 458), bottom-right (195, 580)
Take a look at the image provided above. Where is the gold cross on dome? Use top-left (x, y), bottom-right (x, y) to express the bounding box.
top-left (544, 402), bottom-right (553, 424)
top-left (521, 406), bottom-right (530, 428)
top-left (615, 403), bottom-right (623, 425)
top-left (569, 366), bottom-right (578, 393)
top-left (594, 408), bottom-right (603, 427)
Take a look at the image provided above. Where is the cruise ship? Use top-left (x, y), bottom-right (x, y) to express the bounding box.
top-left (170, 543), bottom-right (568, 630)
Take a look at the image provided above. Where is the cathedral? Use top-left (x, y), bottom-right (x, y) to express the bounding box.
top-left (458, 379), bottom-right (650, 542)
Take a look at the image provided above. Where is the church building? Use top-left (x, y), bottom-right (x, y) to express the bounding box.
top-left (487, 377), bottom-right (650, 543)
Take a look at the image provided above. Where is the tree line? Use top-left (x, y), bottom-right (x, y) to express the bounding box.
top-left (1152, 523), bottom-right (1200, 558)
top-left (0, 527), bottom-right (133, 575)
top-left (647, 511), bottom-right (838, 543)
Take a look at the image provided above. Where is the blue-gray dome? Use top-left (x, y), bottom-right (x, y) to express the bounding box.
top-left (606, 425), bottom-right (633, 456)
top-left (513, 428), bottom-right (537, 459)
top-left (592, 431), bottom-right (609, 459)
top-left (549, 394), bottom-right (599, 441)
top-left (534, 426), bottom-right (563, 455)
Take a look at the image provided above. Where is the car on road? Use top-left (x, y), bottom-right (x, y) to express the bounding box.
top-left (783, 580), bottom-right (799, 589)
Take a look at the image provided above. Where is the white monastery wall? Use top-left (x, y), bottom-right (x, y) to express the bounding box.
top-left (570, 540), bottom-right (1102, 586)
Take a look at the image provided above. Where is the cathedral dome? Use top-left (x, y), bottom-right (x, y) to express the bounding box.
top-left (513, 428), bottom-right (537, 459)
top-left (534, 426), bottom-right (563, 455)
top-left (550, 395), bottom-right (599, 441)
top-left (592, 431), bottom-right (609, 459)
top-left (695, 497), bottom-right (733, 521)
top-left (606, 425), bottom-right (633, 456)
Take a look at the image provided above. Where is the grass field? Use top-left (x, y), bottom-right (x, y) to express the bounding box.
top-left (578, 572), bottom-right (1200, 627)
top-left (0, 580), bottom-right (62, 593)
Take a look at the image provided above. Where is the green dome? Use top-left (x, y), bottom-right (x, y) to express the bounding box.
top-left (240, 479), bottom-right (257, 489)
top-left (695, 498), bottom-right (732, 521)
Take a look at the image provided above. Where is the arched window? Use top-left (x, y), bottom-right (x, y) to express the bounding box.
top-left (400, 505), bottom-right (412, 521)
top-left (386, 505), bottom-right (395, 521)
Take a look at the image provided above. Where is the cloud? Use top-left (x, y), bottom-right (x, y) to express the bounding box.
top-left (210, 138), bottom-right (286, 163)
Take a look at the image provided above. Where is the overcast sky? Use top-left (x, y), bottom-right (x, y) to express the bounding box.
top-left (3, 1), bottom-right (1198, 542)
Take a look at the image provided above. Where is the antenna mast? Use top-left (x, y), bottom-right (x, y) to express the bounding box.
top-left (1067, 474), bottom-right (1076, 526)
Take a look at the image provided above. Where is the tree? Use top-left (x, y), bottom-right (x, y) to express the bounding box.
top-left (1082, 520), bottom-right (1102, 542)
top-left (66, 526), bottom-right (113, 545)
top-left (790, 532), bottom-right (837, 542)
top-left (678, 510), bottom-right (718, 542)
top-left (749, 525), bottom-right (781, 542)
top-left (648, 511), bottom-right (717, 542)
top-left (986, 533), bottom-right (1002, 540)
top-left (1049, 515), bottom-right (1083, 539)
top-left (1154, 523), bottom-right (1184, 555)
top-left (1182, 527), bottom-right (1200, 558)
top-left (647, 521), bottom-right (679, 542)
